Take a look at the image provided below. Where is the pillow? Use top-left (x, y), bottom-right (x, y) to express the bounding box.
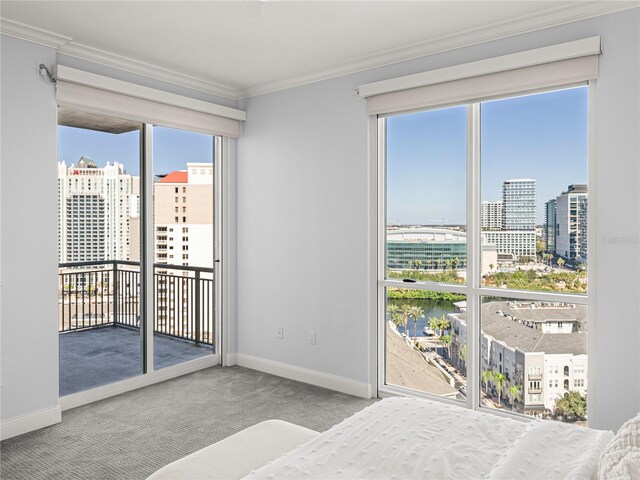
top-left (598, 412), bottom-right (640, 479)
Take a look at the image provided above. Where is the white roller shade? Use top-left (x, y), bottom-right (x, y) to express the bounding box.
top-left (360, 37), bottom-right (601, 116)
top-left (56, 66), bottom-right (244, 137)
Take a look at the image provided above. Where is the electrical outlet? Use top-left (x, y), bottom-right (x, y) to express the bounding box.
top-left (308, 331), bottom-right (316, 345)
top-left (276, 327), bottom-right (284, 339)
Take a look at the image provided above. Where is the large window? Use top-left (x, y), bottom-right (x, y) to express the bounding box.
top-left (380, 86), bottom-right (589, 424)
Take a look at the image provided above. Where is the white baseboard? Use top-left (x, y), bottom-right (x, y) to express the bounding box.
top-left (224, 353), bottom-right (237, 366)
top-left (236, 354), bottom-right (373, 399)
top-left (60, 354), bottom-right (220, 411)
top-left (1, 405), bottom-right (62, 441)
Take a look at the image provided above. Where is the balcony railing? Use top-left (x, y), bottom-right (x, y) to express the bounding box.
top-left (58, 260), bottom-right (214, 345)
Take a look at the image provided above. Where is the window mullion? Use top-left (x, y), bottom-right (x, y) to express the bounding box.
top-left (466, 103), bottom-right (482, 411)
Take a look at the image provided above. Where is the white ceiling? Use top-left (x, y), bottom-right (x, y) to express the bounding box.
top-left (0, 1), bottom-right (636, 99)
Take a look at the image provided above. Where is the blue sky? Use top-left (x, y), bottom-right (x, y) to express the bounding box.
top-left (59, 87), bottom-right (587, 226)
top-left (58, 125), bottom-right (214, 177)
top-left (387, 86), bottom-right (588, 225)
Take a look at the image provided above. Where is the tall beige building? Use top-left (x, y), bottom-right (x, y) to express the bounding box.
top-left (154, 162), bottom-right (214, 271)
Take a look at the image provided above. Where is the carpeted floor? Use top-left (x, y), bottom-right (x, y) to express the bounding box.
top-left (0, 366), bottom-right (376, 480)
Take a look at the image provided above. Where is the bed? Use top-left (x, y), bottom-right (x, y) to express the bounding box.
top-left (149, 396), bottom-right (619, 480)
top-left (244, 397), bottom-right (613, 480)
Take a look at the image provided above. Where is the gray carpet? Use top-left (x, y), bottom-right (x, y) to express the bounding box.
top-left (60, 325), bottom-right (213, 396)
top-left (1, 366), bottom-right (376, 480)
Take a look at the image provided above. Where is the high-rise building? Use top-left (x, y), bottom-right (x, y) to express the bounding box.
top-left (502, 179), bottom-right (536, 231)
top-left (154, 163), bottom-right (214, 270)
top-left (481, 179), bottom-right (536, 262)
top-left (555, 184), bottom-right (588, 260)
top-left (58, 157), bottom-right (136, 263)
top-left (544, 199), bottom-right (557, 255)
top-left (578, 196), bottom-right (588, 260)
top-left (481, 201), bottom-right (503, 230)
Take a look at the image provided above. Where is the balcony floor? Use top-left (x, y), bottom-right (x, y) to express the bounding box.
top-left (59, 325), bottom-right (213, 396)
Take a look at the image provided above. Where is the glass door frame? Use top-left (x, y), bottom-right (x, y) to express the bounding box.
top-left (142, 124), bottom-right (224, 374)
top-left (60, 122), bottom-right (224, 408)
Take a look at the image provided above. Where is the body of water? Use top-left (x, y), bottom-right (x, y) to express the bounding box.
top-left (387, 298), bottom-right (459, 337)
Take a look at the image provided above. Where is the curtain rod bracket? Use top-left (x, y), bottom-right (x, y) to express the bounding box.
top-left (38, 64), bottom-right (57, 85)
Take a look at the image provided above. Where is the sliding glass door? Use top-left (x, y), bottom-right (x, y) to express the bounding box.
top-left (57, 111), bottom-right (221, 396)
top-left (57, 109), bottom-right (144, 395)
top-left (152, 126), bottom-right (217, 369)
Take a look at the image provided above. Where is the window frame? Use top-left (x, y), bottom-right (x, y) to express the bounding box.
top-left (376, 82), bottom-right (595, 424)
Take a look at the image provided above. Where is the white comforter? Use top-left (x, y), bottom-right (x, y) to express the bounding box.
top-left (244, 397), bottom-right (613, 480)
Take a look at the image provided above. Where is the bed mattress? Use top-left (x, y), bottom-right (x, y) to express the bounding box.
top-left (244, 397), bottom-right (613, 480)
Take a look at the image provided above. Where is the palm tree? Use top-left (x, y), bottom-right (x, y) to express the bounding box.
top-left (482, 370), bottom-right (494, 396)
top-left (428, 316), bottom-right (440, 336)
top-left (440, 334), bottom-right (452, 360)
top-left (415, 260), bottom-right (422, 270)
top-left (458, 344), bottom-right (467, 373)
top-left (493, 372), bottom-right (507, 406)
top-left (452, 257), bottom-right (460, 271)
top-left (400, 303), bottom-right (413, 336)
top-left (386, 303), bottom-right (399, 320)
top-left (437, 315), bottom-right (451, 337)
top-left (507, 384), bottom-right (522, 411)
top-left (408, 305), bottom-right (425, 339)
top-left (386, 304), bottom-right (404, 331)
top-left (557, 257), bottom-right (565, 269)
top-left (489, 264), bottom-right (494, 272)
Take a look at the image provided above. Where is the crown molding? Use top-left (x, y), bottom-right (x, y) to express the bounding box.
top-left (0, 17), bottom-right (71, 48)
top-left (58, 42), bottom-right (238, 100)
top-left (0, 17), bottom-right (237, 100)
top-left (237, 1), bottom-right (639, 99)
top-left (2, 1), bottom-right (638, 101)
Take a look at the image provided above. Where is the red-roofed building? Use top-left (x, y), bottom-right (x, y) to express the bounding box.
top-left (154, 163), bottom-right (214, 281)
top-left (159, 171), bottom-right (188, 184)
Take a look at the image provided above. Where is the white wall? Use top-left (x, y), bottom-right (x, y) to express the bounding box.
top-left (237, 9), bottom-right (640, 430)
top-left (1, 35), bottom-right (60, 428)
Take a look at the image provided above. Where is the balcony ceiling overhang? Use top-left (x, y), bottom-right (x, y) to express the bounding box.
top-left (0, 1), bottom-right (636, 100)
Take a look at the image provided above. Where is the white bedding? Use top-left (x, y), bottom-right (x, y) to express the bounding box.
top-left (244, 397), bottom-right (613, 480)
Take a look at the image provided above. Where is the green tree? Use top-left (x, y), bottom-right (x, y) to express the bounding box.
top-left (458, 344), bottom-right (467, 373)
top-left (400, 303), bottom-right (413, 336)
top-left (428, 316), bottom-right (440, 335)
top-left (386, 304), bottom-right (404, 330)
top-left (408, 305), bottom-right (425, 339)
top-left (437, 315), bottom-right (451, 337)
top-left (415, 260), bottom-right (422, 270)
top-left (440, 334), bottom-right (452, 360)
top-left (407, 260), bottom-right (414, 270)
top-left (554, 391), bottom-right (587, 419)
top-left (488, 264), bottom-right (494, 272)
top-left (452, 257), bottom-right (460, 271)
top-left (507, 384), bottom-right (522, 411)
top-left (493, 372), bottom-right (507, 407)
top-left (557, 257), bottom-right (565, 269)
top-left (482, 370), bottom-right (494, 395)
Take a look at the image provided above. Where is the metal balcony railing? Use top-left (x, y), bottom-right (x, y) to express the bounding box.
top-left (58, 260), bottom-right (214, 345)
